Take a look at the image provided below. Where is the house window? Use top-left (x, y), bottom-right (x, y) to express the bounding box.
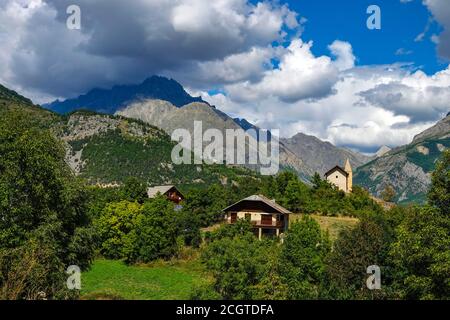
top-left (245, 213), bottom-right (251, 221)
top-left (261, 215), bottom-right (272, 225)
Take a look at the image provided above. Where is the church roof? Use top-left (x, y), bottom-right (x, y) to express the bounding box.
top-left (324, 165), bottom-right (349, 178)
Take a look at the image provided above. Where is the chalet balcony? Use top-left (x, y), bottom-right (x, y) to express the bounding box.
top-left (250, 220), bottom-right (284, 228)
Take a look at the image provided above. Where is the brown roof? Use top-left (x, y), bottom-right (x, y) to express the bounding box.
top-left (223, 194), bottom-right (291, 214)
top-left (147, 185), bottom-right (182, 198)
top-left (324, 166), bottom-right (349, 178)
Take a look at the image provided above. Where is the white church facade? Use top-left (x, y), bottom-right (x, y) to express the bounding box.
top-left (324, 159), bottom-right (353, 193)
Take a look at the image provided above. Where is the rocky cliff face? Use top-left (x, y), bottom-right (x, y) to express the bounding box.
top-left (354, 114), bottom-right (450, 203)
top-left (117, 99), bottom-right (312, 178)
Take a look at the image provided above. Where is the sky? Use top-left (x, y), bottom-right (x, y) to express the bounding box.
top-left (1, 0), bottom-right (450, 153)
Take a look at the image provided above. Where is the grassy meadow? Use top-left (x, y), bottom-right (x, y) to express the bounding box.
top-left (81, 215), bottom-right (357, 300)
top-left (81, 254), bottom-right (212, 300)
top-left (290, 214), bottom-right (359, 241)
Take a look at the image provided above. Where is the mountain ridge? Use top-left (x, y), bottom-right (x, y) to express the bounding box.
top-left (44, 76), bottom-right (205, 114)
top-left (280, 132), bottom-right (373, 176)
top-left (354, 114), bottom-right (449, 203)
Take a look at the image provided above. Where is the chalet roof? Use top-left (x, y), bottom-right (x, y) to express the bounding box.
top-left (324, 165), bottom-right (349, 178)
top-left (223, 194), bottom-right (291, 214)
top-left (147, 185), bottom-right (177, 198)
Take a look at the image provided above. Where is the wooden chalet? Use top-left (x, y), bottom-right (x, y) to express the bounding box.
top-left (147, 185), bottom-right (184, 204)
top-left (223, 194), bottom-right (291, 239)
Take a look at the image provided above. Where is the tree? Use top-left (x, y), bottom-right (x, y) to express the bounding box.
top-left (120, 177), bottom-right (147, 203)
top-left (201, 236), bottom-right (284, 300)
top-left (282, 179), bottom-right (309, 213)
top-left (125, 196), bottom-right (181, 263)
top-left (0, 111), bottom-right (95, 298)
top-left (279, 216), bottom-right (331, 299)
top-left (95, 201), bottom-right (143, 259)
top-left (428, 150), bottom-right (450, 215)
top-left (381, 184), bottom-right (396, 202)
top-left (324, 217), bottom-right (391, 299)
top-left (389, 206), bottom-right (450, 299)
top-left (182, 184), bottom-right (229, 227)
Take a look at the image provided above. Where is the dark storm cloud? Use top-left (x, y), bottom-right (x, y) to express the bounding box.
top-left (4, 0), bottom-right (299, 99)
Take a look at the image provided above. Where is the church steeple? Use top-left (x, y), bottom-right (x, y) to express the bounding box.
top-left (344, 158), bottom-right (352, 192)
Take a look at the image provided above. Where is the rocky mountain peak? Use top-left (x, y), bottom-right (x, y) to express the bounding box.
top-left (375, 145), bottom-right (391, 157)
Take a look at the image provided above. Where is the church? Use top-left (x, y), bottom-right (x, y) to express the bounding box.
top-left (324, 159), bottom-right (353, 193)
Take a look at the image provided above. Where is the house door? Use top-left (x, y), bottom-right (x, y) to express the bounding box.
top-left (230, 212), bottom-right (237, 223)
top-left (261, 215), bottom-right (272, 225)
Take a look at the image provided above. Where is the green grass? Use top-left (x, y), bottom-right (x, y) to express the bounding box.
top-left (290, 214), bottom-right (359, 241)
top-left (81, 257), bottom-right (211, 300)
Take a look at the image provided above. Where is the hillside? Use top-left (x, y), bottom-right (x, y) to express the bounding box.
top-left (0, 84), bottom-right (260, 189)
top-left (58, 111), bottom-right (260, 187)
top-left (44, 76), bottom-right (205, 114)
top-left (117, 99), bottom-right (311, 178)
top-left (0, 84), bottom-right (58, 127)
top-left (354, 114), bottom-right (450, 203)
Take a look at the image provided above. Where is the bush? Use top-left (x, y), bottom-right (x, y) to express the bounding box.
top-left (279, 216), bottom-right (330, 299)
top-left (125, 197), bottom-right (181, 263)
top-left (201, 236), bottom-right (284, 300)
top-left (389, 206), bottom-right (450, 299)
top-left (323, 217), bottom-right (391, 299)
top-left (95, 201), bottom-right (143, 260)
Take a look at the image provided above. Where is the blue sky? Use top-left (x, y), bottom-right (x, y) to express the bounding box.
top-left (289, 0), bottom-right (444, 73)
top-left (1, 0), bottom-right (449, 153)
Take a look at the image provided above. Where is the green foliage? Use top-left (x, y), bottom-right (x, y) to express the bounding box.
top-left (0, 110), bottom-right (95, 299)
top-left (0, 84), bottom-right (33, 105)
top-left (182, 184), bottom-right (230, 227)
top-left (281, 179), bottom-right (309, 213)
top-left (95, 201), bottom-right (143, 260)
top-left (0, 227), bottom-right (73, 300)
top-left (279, 216), bottom-right (330, 299)
top-left (94, 197), bottom-right (183, 264)
top-left (208, 219), bottom-right (254, 242)
top-left (389, 206), bottom-right (450, 299)
top-left (126, 197), bottom-right (181, 263)
top-left (323, 217), bottom-right (392, 299)
top-left (120, 177), bottom-right (147, 203)
top-left (260, 171), bottom-right (382, 217)
top-left (428, 150), bottom-right (450, 215)
top-left (201, 236), bottom-right (284, 300)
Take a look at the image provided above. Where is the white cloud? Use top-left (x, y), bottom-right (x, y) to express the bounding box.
top-left (0, 0), bottom-right (301, 99)
top-left (359, 67), bottom-right (450, 122)
top-left (328, 40), bottom-right (355, 71)
top-left (1, 0), bottom-right (449, 153)
top-left (204, 62), bottom-right (450, 153)
top-left (225, 39), bottom-right (339, 103)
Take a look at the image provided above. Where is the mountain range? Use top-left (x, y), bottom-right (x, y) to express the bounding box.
top-left (5, 76), bottom-right (450, 203)
top-left (0, 85), bottom-right (259, 189)
top-left (44, 76), bottom-right (205, 114)
top-left (354, 114), bottom-right (449, 203)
